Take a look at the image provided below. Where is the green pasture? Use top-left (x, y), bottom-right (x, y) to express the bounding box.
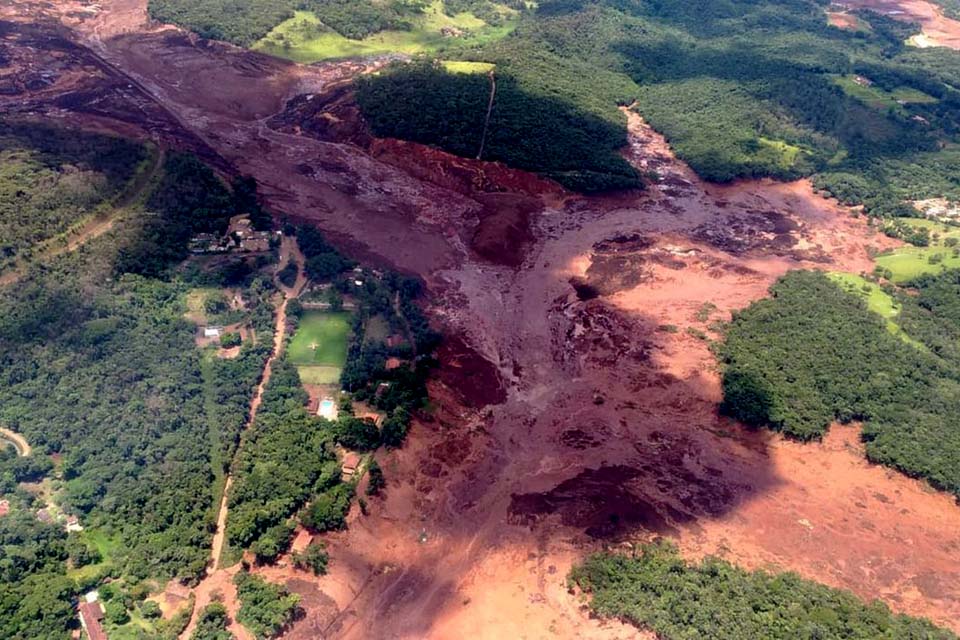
top-left (833, 75), bottom-right (938, 112)
top-left (297, 365), bottom-right (344, 385)
top-left (441, 60), bottom-right (496, 74)
top-left (253, 2), bottom-right (517, 63)
top-left (830, 272), bottom-right (926, 348)
top-left (876, 219), bottom-right (960, 283)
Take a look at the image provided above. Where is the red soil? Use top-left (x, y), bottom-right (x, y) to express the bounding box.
top-left (4, 1), bottom-right (960, 637)
top-left (828, 11), bottom-right (862, 29)
top-left (841, 0), bottom-right (960, 48)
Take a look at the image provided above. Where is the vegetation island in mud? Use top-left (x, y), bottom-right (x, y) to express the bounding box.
top-left (2, 0), bottom-right (960, 638)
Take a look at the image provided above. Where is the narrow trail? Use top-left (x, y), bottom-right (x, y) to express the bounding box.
top-left (0, 146), bottom-right (165, 288)
top-left (476, 69), bottom-right (496, 161)
top-left (180, 236), bottom-right (306, 640)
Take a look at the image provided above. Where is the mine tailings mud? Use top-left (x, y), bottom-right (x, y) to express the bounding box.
top-left (5, 0), bottom-right (960, 636)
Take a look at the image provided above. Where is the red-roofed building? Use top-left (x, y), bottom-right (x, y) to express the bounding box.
top-left (0, 500), bottom-right (9, 517)
top-left (78, 601), bottom-right (107, 640)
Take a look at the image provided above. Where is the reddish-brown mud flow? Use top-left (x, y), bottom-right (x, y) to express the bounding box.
top-left (841, 0), bottom-right (960, 48)
top-left (4, 0), bottom-right (960, 637)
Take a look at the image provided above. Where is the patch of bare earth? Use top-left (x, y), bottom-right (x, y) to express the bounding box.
top-left (841, 0), bottom-right (960, 49)
top-left (828, 11), bottom-right (862, 29)
top-left (4, 0), bottom-right (960, 637)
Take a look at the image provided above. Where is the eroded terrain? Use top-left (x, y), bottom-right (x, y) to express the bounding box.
top-left (4, 0), bottom-right (960, 637)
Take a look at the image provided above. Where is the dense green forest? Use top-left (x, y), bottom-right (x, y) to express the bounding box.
top-left (720, 270), bottom-right (960, 496)
top-left (225, 357), bottom-right (340, 561)
top-left (148, 0), bottom-right (461, 46)
top-left (0, 510), bottom-right (75, 639)
top-left (190, 603), bottom-right (232, 640)
top-left (234, 571), bottom-right (301, 639)
top-left (571, 541), bottom-right (956, 639)
top-left (0, 122), bottom-right (279, 638)
top-left (934, 0), bottom-right (960, 19)
top-left (356, 61), bottom-right (641, 191)
top-left (0, 122), bottom-right (147, 270)
top-left (354, 0), bottom-right (960, 199)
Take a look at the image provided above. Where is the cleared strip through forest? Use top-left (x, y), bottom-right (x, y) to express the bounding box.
top-left (180, 235), bottom-right (307, 640)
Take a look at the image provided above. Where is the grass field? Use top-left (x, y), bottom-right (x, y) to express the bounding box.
top-left (876, 219), bottom-right (960, 282)
top-left (297, 365), bottom-right (344, 384)
top-left (363, 314), bottom-right (391, 344)
top-left (825, 272), bottom-right (924, 349)
top-left (289, 311), bottom-right (351, 384)
top-left (441, 60), bottom-right (496, 74)
top-left (183, 287), bottom-right (217, 325)
top-left (833, 75), bottom-right (938, 112)
top-left (253, 1), bottom-right (517, 63)
top-left (67, 529), bottom-right (121, 581)
top-left (757, 137), bottom-right (807, 172)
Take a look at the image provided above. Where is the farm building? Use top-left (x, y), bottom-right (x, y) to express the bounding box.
top-left (66, 515), bottom-right (83, 532)
top-left (341, 452), bottom-right (361, 482)
top-left (78, 595), bottom-right (106, 640)
top-left (203, 327), bottom-right (222, 339)
top-left (0, 499), bottom-right (9, 517)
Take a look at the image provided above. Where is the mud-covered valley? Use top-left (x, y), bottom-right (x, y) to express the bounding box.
top-left (4, 0), bottom-right (960, 637)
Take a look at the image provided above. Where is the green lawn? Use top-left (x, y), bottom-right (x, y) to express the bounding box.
top-left (66, 529), bottom-right (121, 581)
top-left (876, 219), bottom-right (960, 283)
top-left (441, 60), bottom-right (496, 74)
top-left (288, 311), bottom-right (350, 370)
top-left (827, 272), bottom-right (928, 350)
top-left (296, 365), bottom-right (343, 384)
top-left (253, 2), bottom-right (517, 63)
top-left (833, 75), bottom-right (938, 111)
top-left (828, 272), bottom-right (899, 318)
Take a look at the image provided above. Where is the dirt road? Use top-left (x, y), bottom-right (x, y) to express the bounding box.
top-left (0, 145), bottom-right (165, 287)
top-left (3, 0), bottom-right (960, 637)
top-left (179, 237), bottom-right (306, 640)
top-left (0, 427), bottom-right (30, 457)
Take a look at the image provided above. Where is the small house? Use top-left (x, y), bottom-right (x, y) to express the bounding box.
top-left (203, 327), bottom-right (222, 339)
top-left (78, 598), bottom-right (107, 640)
top-left (341, 452), bottom-right (361, 481)
top-left (0, 499), bottom-right (9, 517)
top-left (66, 515), bottom-right (83, 532)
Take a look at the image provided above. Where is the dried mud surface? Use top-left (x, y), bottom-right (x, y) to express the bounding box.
top-left (842, 0), bottom-right (960, 48)
top-left (4, 0), bottom-right (960, 637)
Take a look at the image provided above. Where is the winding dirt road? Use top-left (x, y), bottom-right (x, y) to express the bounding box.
top-left (0, 427), bottom-right (30, 457)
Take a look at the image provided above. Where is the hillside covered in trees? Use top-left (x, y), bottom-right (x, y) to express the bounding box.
top-left (0, 122), bottom-right (147, 272)
top-left (571, 542), bottom-right (957, 639)
top-left (720, 269), bottom-right (960, 496)
top-left (146, 0), bottom-right (520, 46)
top-left (0, 122), bottom-right (279, 639)
top-left (354, 0), bottom-right (960, 199)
